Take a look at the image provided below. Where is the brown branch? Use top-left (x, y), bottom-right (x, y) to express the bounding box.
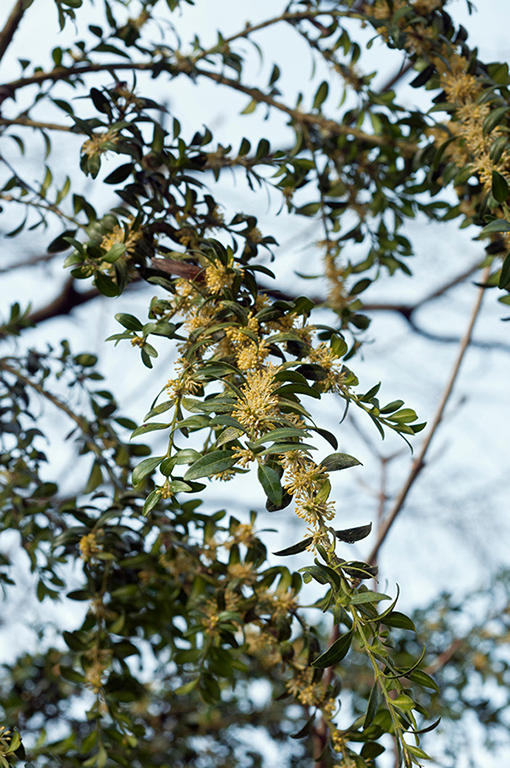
top-left (425, 638), bottom-right (464, 675)
top-left (0, 116), bottom-right (72, 132)
top-left (0, 356), bottom-right (86, 430)
top-left (366, 264), bottom-right (491, 565)
top-left (3, 59), bottom-right (402, 153)
top-left (26, 277), bottom-right (100, 325)
top-left (194, 66), bottom-right (416, 153)
top-left (0, 0), bottom-right (32, 65)
top-left (0, 61), bottom-right (156, 103)
top-left (379, 59), bottom-right (414, 93)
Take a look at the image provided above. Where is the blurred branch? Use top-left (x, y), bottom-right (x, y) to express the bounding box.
top-left (0, 251), bottom-right (58, 274)
top-left (27, 277), bottom-right (100, 325)
top-left (0, 0), bottom-right (31, 65)
top-left (367, 264), bottom-right (492, 565)
top-left (0, 116), bottom-right (72, 132)
top-left (261, 258), bottom-right (510, 352)
top-left (425, 638), bottom-right (464, 676)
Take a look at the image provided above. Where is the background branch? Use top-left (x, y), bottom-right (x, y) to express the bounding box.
top-left (0, 0), bottom-right (31, 65)
top-left (367, 264), bottom-right (491, 565)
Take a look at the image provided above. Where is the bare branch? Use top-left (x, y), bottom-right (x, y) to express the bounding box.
top-left (367, 264), bottom-right (491, 565)
top-left (0, 0), bottom-right (32, 65)
top-left (0, 116), bottom-right (72, 132)
top-left (27, 278), bottom-right (100, 325)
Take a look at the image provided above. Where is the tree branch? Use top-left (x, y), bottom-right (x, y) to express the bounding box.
top-left (0, 116), bottom-right (72, 132)
top-left (366, 264), bottom-right (491, 565)
top-left (0, 0), bottom-right (32, 65)
top-left (26, 277), bottom-right (100, 325)
top-left (194, 66), bottom-right (416, 153)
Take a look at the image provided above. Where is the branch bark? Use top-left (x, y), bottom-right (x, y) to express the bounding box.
top-left (0, 0), bottom-right (32, 65)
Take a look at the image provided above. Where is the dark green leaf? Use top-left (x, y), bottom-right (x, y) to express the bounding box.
top-left (274, 537), bottom-right (312, 557)
top-left (312, 630), bottom-right (353, 668)
top-left (499, 252), bottom-right (510, 289)
top-left (336, 523), bottom-right (372, 543)
top-left (321, 453), bottom-right (362, 471)
top-left (258, 464), bottom-right (283, 506)
top-left (95, 273), bottom-right (121, 297)
top-left (104, 163), bottom-right (134, 184)
top-left (492, 171), bottom-right (509, 203)
top-left (47, 229), bottom-right (77, 252)
top-left (183, 450), bottom-right (237, 480)
top-left (382, 611), bottom-right (417, 632)
top-left (132, 455), bottom-right (164, 486)
top-left (115, 313), bottom-right (143, 331)
top-left (364, 682), bottom-right (382, 728)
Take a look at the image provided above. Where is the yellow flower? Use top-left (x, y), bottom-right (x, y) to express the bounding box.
top-left (232, 447), bottom-right (257, 467)
top-left (204, 262), bottom-right (234, 292)
top-left (81, 127), bottom-right (119, 158)
top-left (79, 532), bottom-right (101, 562)
top-left (232, 365), bottom-right (280, 437)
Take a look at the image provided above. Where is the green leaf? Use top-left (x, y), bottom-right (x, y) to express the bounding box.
top-left (336, 523), bottom-right (372, 543)
top-left (350, 589), bottom-right (390, 605)
top-left (408, 669), bottom-right (440, 693)
top-left (272, 383), bottom-right (321, 400)
top-left (382, 611), bottom-right (417, 632)
top-left (131, 422), bottom-right (170, 438)
top-left (47, 228), bottom-right (77, 253)
top-left (313, 80), bottom-right (329, 110)
top-left (174, 678), bottom-right (199, 695)
top-left (95, 273), bottom-right (121, 297)
top-left (312, 630), bottom-right (353, 668)
top-left (274, 537), bottom-right (312, 557)
top-left (492, 171), bottom-right (509, 203)
top-left (364, 682), bottom-right (382, 728)
top-left (405, 744), bottom-right (431, 760)
top-left (104, 163), bottom-right (133, 184)
top-left (499, 252), bottom-right (510, 289)
top-left (392, 694), bottom-right (415, 710)
top-left (183, 450), bottom-right (237, 480)
top-left (252, 427), bottom-right (308, 445)
top-left (390, 408), bottom-right (418, 423)
top-left (132, 455), bottom-right (164, 486)
top-left (257, 464), bottom-right (283, 506)
top-left (115, 313), bottom-right (143, 331)
top-left (480, 219), bottom-right (510, 235)
top-left (320, 453), bottom-right (362, 471)
top-left (84, 461), bottom-right (103, 493)
top-left (142, 489), bottom-right (160, 516)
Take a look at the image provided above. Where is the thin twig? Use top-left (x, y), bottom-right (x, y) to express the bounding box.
top-left (195, 66), bottom-right (416, 153)
top-left (367, 264), bottom-right (491, 565)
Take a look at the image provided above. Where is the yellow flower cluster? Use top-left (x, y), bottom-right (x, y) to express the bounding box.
top-left (79, 532), bottom-right (101, 562)
top-left (227, 561), bottom-right (256, 583)
top-left (244, 627), bottom-right (282, 668)
top-left (100, 222), bottom-right (142, 256)
top-left (224, 522), bottom-right (256, 548)
top-left (84, 648), bottom-right (112, 694)
top-left (81, 127), bottom-right (119, 158)
top-left (232, 366), bottom-right (280, 437)
top-left (204, 262), bottom-right (236, 292)
top-left (324, 253), bottom-right (349, 313)
top-left (166, 360), bottom-right (200, 400)
top-left (285, 667), bottom-right (324, 707)
top-left (281, 452), bottom-right (335, 526)
top-left (224, 315), bottom-right (271, 372)
top-left (308, 342), bottom-right (347, 393)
